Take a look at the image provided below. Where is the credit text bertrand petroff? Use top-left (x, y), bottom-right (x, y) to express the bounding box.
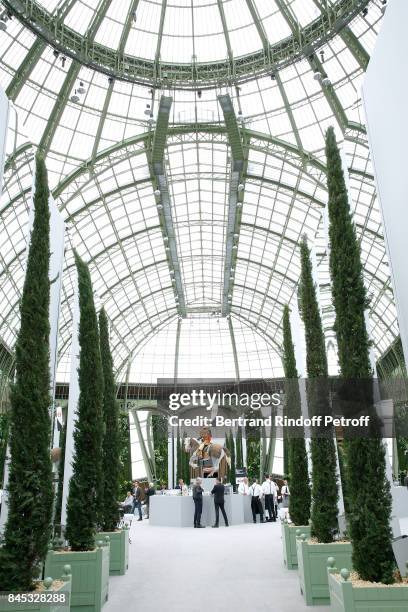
top-left (167, 415), bottom-right (371, 427)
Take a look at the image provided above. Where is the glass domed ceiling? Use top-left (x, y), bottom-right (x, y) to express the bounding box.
top-left (0, 0), bottom-right (399, 383)
top-left (3, 0), bottom-right (371, 87)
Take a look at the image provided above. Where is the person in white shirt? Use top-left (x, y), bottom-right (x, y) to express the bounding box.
top-left (281, 480), bottom-right (290, 508)
top-left (238, 476), bottom-right (250, 495)
top-left (249, 478), bottom-right (264, 523)
top-left (261, 474), bottom-right (277, 522)
top-left (176, 479), bottom-right (188, 495)
top-left (121, 492), bottom-right (134, 513)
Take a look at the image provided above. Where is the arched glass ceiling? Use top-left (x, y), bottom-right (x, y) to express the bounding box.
top-left (0, 0), bottom-right (398, 382)
top-left (2, 0), bottom-right (371, 88)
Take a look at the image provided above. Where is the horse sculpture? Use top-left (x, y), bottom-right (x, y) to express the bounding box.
top-left (184, 437), bottom-right (231, 478)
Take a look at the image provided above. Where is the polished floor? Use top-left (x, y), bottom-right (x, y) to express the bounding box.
top-left (104, 516), bottom-right (331, 612)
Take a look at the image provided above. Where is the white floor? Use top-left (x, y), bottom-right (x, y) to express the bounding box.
top-left (104, 518), bottom-right (331, 612)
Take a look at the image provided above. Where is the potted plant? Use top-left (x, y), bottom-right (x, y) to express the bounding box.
top-left (281, 305), bottom-right (311, 569)
top-left (95, 308), bottom-right (129, 576)
top-left (45, 254), bottom-right (109, 612)
top-left (0, 156), bottom-right (55, 594)
top-left (325, 126), bottom-right (404, 609)
top-left (5, 567), bottom-right (72, 612)
top-left (296, 237), bottom-right (352, 605)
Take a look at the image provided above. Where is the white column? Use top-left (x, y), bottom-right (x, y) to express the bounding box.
top-left (61, 274), bottom-right (80, 526)
top-left (362, 0), bottom-right (408, 367)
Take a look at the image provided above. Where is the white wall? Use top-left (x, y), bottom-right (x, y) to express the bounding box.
top-left (0, 87), bottom-right (9, 200)
top-left (362, 0), bottom-right (408, 367)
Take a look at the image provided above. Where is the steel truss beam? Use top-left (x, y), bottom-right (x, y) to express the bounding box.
top-left (150, 96), bottom-right (187, 317)
top-left (3, 0), bottom-right (370, 89)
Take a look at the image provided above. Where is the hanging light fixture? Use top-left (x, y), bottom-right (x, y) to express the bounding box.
top-left (77, 81), bottom-right (86, 95)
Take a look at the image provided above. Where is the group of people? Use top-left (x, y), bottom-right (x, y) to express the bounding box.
top-left (121, 480), bottom-right (156, 520)
top-left (121, 474), bottom-right (290, 528)
top-left (238, 475), bottom-right (290, 523)
top-left (192, 477), bottom-right (229, 528)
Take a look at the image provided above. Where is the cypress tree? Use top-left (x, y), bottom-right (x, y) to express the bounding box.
top-left (65, 253), bottom-right (104, 550)
top-left (99, 308), bottom-right (120, 531)
top-left (0, 156), bottom-right (53, 591)
top-left (282, 304), bottom-right (311, 526)
top-left (236, 426), bottom-right (243, 467)
top-left (299, 237), bottom-right (338, 543)
top-left (325, 126), bottom-right (394, 583)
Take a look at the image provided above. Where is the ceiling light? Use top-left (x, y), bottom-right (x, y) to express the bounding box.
top-left (313, 70), bottom-right (322, 81)
top-left (236, 202), bottom-right (242, 207)
top-left (270, 72), bottom-right (276, 80)
top-left (362, 7), bottom-right (368, 17)
top-left (197, 90), bottom-right (202, 99)
top-left (0, 20), bottom-right (6, 31)
top-left (233, 234), bottom-right (239, 239)
top-left (320, 50), bottom-right (325, 63)
top-left (237, 183), bottom-right (244, 192)
top-left (70, 92), bottom-right (80, 103)
top-left (157, 204), bottom-right (163, 210)
top-left (154, 189), bottom-right (161, 197)
top-left (230, 276), bottom-right (234, 281)
top-left (381, 0), bottom-right (387, 14)
top-left (77, 81), bottom-right (86, 95)
top-left (53, 49), bottom-right (59, 58)
top-left (232, 245), bottom-right (238, 250)
top-left (322, 76), bottom-right (331, 86)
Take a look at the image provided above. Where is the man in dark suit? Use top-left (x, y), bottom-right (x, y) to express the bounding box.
top-left (192, 477), bottom-right (205, 528)
top-left (211, 477), bottom-right (229, 527)
top-left (132, 480), bottom-right (143, 521)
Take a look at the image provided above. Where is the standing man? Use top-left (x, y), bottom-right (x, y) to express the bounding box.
top-left (132, 480), bottom-right (143, 521)
top-left (261, 474), bottom-right (277, 522)
top-left (144, 482), bottom-right (156, 519)
top-left (193, 477), bottom-right (205, 528)
top-left (238, 476), bottom-right (250, 495)
top-left (249, 478), bottom-right (264, 523)
top-left (211, 477), bottom-right (229, 528)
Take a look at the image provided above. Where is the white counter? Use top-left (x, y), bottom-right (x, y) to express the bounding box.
top-left (149, 494), bottom-right (253, 527)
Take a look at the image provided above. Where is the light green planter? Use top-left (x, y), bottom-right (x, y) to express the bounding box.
top-left (45, 540), bottom-right (109, 612)
top-left (281, 522), bottom-right (311, 569)
top-left (296, 533), bottom-right (352, 605)
top-left (328, 563), bottom-right (408, 612)
top-left (1, 568), bottom-right (72, 612)
top-left (97, 528), bottom-right (129, 575)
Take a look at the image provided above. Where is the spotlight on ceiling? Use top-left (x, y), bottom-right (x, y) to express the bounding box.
top-left (61, 56), bottom-right (66, 68)
top-left (157, 204), bottom-right (163, 210)
top-left (0, 20), bottom-right (6, 31)
top-left (70, 91), bottom-right (80, 103)
top-left (53, 49), bottom-right (59, 58)
top-left (320, 50), bottom-right (325, 63)
top-left (322, 76), bottom-right (331, 86)
top-left (77, 81), bottom-right (86, 95)
top-left (381, 0), bottom-right (387, 14)
top-left (144, 103), bottom-right (151, 116)
top-left (197, 90), bottom-right (202, 99)
top-left (154, 189), bottom-right (161, 197)
top-left (270, 72), bottom-right (276, 80)
top-left (237, 183), bottom-right (244, 192)
top-left (313, 70), bottom-right (322, 81)
top-left (362, 7), bottom-right (368, 17)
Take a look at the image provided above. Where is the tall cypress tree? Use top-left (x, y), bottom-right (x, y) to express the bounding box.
top-left (236, 426), bottom-right (243, 467)
top-left (99, 308), bottom-right (120, 531)
top-left (0, 156), bottom-right (53, 591)
top-left (65, 253), bottom-right (104, 550)
top-left (325, 126), bottom-right (394, 583)
top-left (299, 237), bottom-right (338, 543)
top-left (282, 304), bottom-right (311, 526)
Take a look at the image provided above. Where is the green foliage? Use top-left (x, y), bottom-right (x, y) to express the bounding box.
top-left (235, 426), bottom-right (243, 467)
top-left (152, 413), bottom-right (168, 484)
top-left (0, 156), bottom-right (53, 591)
top-left (65, 253), bottom-right (104, 551)
top-left (299, 237), bottom-right (338, 543)
top-left (99, 308), bottom-right (120, 532)
top-left (246, 430), bottom-right (261, 482)
top-left (118, 412), bottom-right (132, 485)
top-left (282, 305), bottom-right (311, 526)
top-left (325, 126), bottom-right (395, 583)
top-left (225, 431), bottom-right (236, 485)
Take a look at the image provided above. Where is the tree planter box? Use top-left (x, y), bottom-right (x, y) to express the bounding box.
top-left (328, 566), bottom-right (408, 612)
top-left (296, 534), bottom-right (352, 605)
top-left (44, 540), bottom-right (109, 612)
top-left (281, 522), bottom-right (311, 569)
top-left (96, 528), bottom-right (129, 576)
top-left (2, 570), bottom-right (72, 612)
